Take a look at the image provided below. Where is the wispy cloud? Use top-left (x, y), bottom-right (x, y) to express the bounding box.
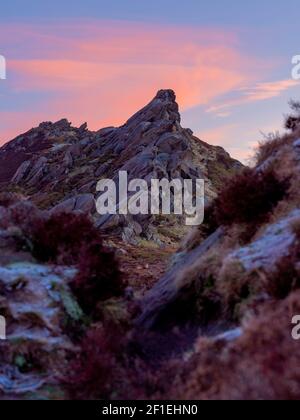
top-left (207, 79), bottom-right (299, 116)
top-left (240, 79), bottom-right (299, 101)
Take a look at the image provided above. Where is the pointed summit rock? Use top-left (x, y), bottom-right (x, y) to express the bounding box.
top-left (125, 89), bottom-right (181, 128)
top-left (0, 90), bottom-right (242, 243)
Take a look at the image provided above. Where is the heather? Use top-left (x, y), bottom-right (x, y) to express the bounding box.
top-left (1, 94), bottom-right (300, 400)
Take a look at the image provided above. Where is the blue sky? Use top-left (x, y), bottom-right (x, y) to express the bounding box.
top-left (0, 1), bottom-right (299, 26)
top-left (0, 1), bottom-right (299, 161)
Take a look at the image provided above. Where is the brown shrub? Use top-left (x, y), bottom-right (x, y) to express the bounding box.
top-left (63, 324), bottom-right (162, 400)
top-left (30, 212), bottom-right (97, 264)
top-left (285, 100), bottom-right (300, 132)
top-left (72, 241), bottom-right (125, 314)
top-left (265, 257), bottom-right (300, 300)
top-left (218, 258), bottom-right (254, 318)
top-left (64, 326), bottom-right (123, 400)
top-left (167, 291), bottom-right (300, 400)
top-left (264, 223), bottom-right (300, 300)
top-left (30, 212), bottom-right (126, 315)
top-left (214, 167), bottom-right (290, 230)
top-left (254, 133), bottom-right (290, 166)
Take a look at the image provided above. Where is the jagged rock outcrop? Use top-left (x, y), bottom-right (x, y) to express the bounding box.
top-left (229, 209), bottom-right (300, 271)
top-left (51, 193), bottom-right (95, 215)
top-left (0, 90), bottom-right (241, 243)
top-left (136, 125), bottom-right (300, 331)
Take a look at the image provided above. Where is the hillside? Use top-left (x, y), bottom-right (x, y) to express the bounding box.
top-left (1, 94), bottom-right (300, 400)
top-left (135, 115), bottom-right (300, 399)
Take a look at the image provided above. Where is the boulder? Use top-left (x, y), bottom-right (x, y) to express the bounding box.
top-left (229, 209), bottom-right (300, 272)
top-left (51, 193), bottom-right (95, 214)
top-left (11, 161), bottom-right (31, 183)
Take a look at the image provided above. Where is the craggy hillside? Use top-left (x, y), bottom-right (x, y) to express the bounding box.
top-left (135, 107), bottom-right (300, 399)
top-left (1, 98), bottom-right (300, 400)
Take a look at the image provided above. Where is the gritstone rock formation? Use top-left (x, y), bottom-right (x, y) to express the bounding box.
top-left (0, 90), bottom-right (241, 244)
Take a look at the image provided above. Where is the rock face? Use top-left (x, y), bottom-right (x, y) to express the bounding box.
top-left (136, 228), bottom-right (224, 329)
top-left (137, 208), bottom-right (300, 329)
top-left (0, 90), bottom-right (241, 242)
top-left (136, 123), bottom-right (300, 331)
top-left (0, 262), bottom-right (78, 395)
top-left (0, 119), bottom-right (73, 184)
top-left (51, 193), bottom-right (95, 215)
top-left (229, 209), bottom-right (300, 271)
top-left (0, 198), bottom-right (84, 396)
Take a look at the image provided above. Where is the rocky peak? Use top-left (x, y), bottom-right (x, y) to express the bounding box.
top-left (0, 119), bottom-right (87, 184)
top-left (0, 90), bottom-right (242, 243)
top-left (125, 89), bottom-right (181, 131)
top-left (155, 89), bottom-right (176, 101)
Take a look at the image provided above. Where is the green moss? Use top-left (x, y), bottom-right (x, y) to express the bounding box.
top-left (137, 239), bottom-right (160, 250)
top-left (157, 225), bottom-right (188, 243)
top-left (60, 288), bottom-right (84, 322)
top-left (14, 354), bottom-right (27, 370)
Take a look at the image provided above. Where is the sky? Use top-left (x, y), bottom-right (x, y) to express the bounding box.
top-left (0, 1), bottom-right (300, 162)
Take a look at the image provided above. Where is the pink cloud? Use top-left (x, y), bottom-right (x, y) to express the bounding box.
top-left (207, 79), bottom-right (300, 115)
top-left (240, 79), bottom-right (299, 101)
top-left (0, 20), bottom-right (270, 145)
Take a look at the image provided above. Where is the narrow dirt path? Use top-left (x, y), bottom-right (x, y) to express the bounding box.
top-left (105, 237), bottom-right (176, 295)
